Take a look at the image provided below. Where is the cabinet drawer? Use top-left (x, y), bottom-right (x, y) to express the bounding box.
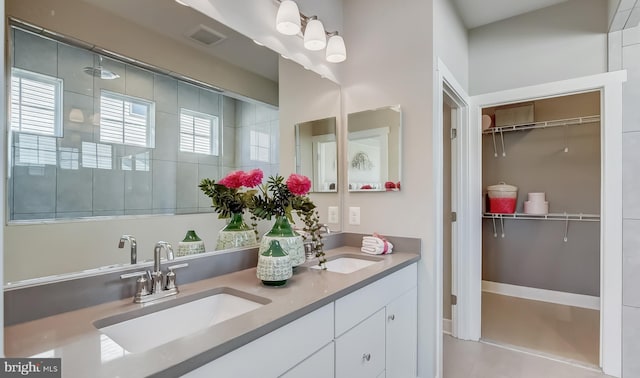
top-left (280, 341), bottom-right (334, 378)
top-left (335, 308), bottom-right (385, 378)
top-left (335, 264), bottom-right (417, 336)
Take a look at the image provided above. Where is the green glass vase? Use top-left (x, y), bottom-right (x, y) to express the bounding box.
top-left (258, 216), bottom-right (305, 267)
top-left (216, 212), bottom-right (257, 250)
top-left (256, 240), bottom-right (292, 286)
top-left (177, 230), bottom-right (206, 256)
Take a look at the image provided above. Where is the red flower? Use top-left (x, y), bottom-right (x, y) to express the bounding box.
top-left (384, 181), bottom-right (396, 190)
top-left (241, 169), bottom-right (263, 188)
top-left (286, 174), bottom-right (311, 196)
top-left (219, 170), bottom-right (244, 188)
top-left (361, 184), bottom-right (373, 190)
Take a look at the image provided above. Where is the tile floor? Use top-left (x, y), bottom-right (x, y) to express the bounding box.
top-left (443, 335), bottom-right (612, 378)
top-left (481, 292), bottom-right (600, 366)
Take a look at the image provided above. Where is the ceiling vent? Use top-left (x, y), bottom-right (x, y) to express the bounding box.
top-left (186, 24), bottom-right (226, 46)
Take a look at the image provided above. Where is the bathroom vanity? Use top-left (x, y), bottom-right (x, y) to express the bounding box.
top-left (4, 235), bottom-right (420, 378)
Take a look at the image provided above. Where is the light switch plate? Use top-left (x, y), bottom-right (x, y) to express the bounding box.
top-left (328, 206), bottom-right (339, 224)
top-left (348, 207), bottom-right (360, 225)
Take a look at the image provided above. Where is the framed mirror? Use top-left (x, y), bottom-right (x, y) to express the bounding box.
top-left (347, 105), bottom-right (402, 192)
top-left (295, 117), bottom-right (337, 193)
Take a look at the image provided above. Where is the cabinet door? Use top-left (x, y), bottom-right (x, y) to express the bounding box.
top-left (335, 308), bottom-right (385, 378)
top-left (280, 341), bottom-right (334, 378)
top-left (386, 287), bottom-right (417, 378)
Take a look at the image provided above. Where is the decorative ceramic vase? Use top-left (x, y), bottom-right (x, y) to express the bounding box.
top-left (256, 240), bottom-right (292, 286)
top-left (258, 216), bottom-right (305, 267)
top-left (177, 230), bottom-right (206, 256)
top-left (216, 212), bottom-right (257, 250)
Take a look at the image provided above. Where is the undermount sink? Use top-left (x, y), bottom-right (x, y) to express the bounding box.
top-left (94, 287), bottom-right (269, 353)
top-left (310, 254), bottom-right (383, 274)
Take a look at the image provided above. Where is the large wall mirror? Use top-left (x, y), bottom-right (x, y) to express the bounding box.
top-left (347, 106), bottom-right (402, 192)
top-left (4, 0), bottom-right (341, 284)
top-left (295, 118), bottom-right (337, 193)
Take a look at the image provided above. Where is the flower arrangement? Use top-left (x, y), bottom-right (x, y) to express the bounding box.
top-left (250, 174), bottom-right (327, 268)
top-left (199, 169), bottom-right (263, 218)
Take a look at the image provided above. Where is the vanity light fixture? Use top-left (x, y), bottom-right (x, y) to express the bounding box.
top-left (274, 0), bottom-right (346, 63)
top-left (303, 16), bottom-right (326, 51)
top-left (276, 0), bottom-right (302, 35)
top-left (326, 32), bottom-right (346, 63)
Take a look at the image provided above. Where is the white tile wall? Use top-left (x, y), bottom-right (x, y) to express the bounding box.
top-left (621, 24), bottom-right (640, 378)
top-left (622, 44), bottom-right (640, 132)
top-left (622, 132), bottom-right (640, 219)
top-left (13, 29), bottom-right (57, 76)
top-left (623, 306), bottom-right (640, 377)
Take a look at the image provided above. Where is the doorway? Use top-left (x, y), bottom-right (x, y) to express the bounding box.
top-left (459, 71), bottom-right (626, 377)
top-left (479, 91), bottom-right (601, 366)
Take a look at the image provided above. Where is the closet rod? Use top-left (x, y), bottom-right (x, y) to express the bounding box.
top-left (482, 115), bottom-right (600, 135)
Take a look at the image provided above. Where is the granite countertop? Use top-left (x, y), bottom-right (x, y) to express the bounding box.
top-left (5, 246), bottom-right (420, 378)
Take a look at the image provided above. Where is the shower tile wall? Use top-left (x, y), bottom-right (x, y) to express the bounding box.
top-left (9, 28), bottom-right (279, 221)
top-left (614, 24), bottom-right (640, 377)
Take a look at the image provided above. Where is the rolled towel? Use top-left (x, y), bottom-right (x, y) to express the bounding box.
top-left (361, 234), bottom-right (394, 255)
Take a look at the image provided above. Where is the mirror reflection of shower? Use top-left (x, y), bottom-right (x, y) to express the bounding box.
top-left (295, 117), bottom-right (337, 192)
top-left (83, 55), bottom-right (120, 80)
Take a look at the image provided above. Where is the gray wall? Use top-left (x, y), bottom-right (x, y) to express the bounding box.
top-left (611, 24), bottom-right (640, 378)
top-left (468, 0), bottom-right (608, 95)
top-left (482, 92), bottom-right (601, 296)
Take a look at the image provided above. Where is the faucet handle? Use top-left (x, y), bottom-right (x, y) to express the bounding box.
top-left (120, 270), bottom-right (147, 280)
top-left (120, 271), bottom-right (151, 301)
top-left (165, 263), bottom-right (188, 291)
top-left (167, 263), bottom-right (189, 272)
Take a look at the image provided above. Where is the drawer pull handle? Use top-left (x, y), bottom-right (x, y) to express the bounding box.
top-left (388, 314), bottom-right (395, 321)
top-left (362, 353), bottom-right (371, 362)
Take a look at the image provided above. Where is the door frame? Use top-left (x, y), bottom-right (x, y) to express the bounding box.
top-left (464, 71), bottom-right (626, 377)
top-left (433, 59), bottom-right (470, 378)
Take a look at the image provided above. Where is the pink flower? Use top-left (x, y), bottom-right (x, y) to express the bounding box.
top-left (241, 169), bottom-right (263, 188)
top-left (286, 174), bottom-right (311, 196)
top-left (219, 170), bottom-right (244, 188)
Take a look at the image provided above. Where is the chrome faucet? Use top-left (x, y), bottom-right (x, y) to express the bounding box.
top-left (118, 235), bottom-right (137, 264)
top-left (150, 241), bottom-right (174, 294)
top-left (120, 241), bottom-right (188, 304)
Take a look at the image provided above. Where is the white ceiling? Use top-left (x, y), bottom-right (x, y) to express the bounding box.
top-left (452, 0), bottom-right (570, 29)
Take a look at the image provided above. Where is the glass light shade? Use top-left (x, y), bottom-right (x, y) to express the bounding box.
top-left (276, 0), bottom-right (301, 35)
top-left (326, 35), bottom-right (346, 63)
top-left (304, 18), bottom-right (326, 51)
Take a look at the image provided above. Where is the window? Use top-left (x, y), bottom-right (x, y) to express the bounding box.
top-left (100, 91), bottom-right (155, 147)
top-left (179, 108), bottom-right (219, 155)
top-left (250, 130), bottom-right (270, 162)
top-left (82, 142), bottom-right (113, 170)
top-left (121, 152), bottom-right (150, 172)
top-left (59, 147), bottom-right (80, 170)
top-left (15, 134), bottom-right (57, 166)
top-left (11, 68), bottom-right (63, 136)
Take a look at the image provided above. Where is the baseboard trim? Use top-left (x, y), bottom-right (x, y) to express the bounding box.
top-left (482, 280), bottom-right (600, 310)
top-left (443, 318), bottom-right (452, 335)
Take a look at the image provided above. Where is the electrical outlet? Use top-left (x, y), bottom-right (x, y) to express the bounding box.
top-left (349, 207), bottom-right (361, 225)
top-left (328, 206), bottom-right (339, 224)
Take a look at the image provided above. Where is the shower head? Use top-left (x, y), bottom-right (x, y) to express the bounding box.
top-left (83, 66), bottom-right (120, 80)
top-left (83, 56), bottom-right (120, 80)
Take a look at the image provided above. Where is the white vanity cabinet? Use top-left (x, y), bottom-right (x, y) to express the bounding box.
top-left (183, 303), bottom-right (334, 378)
top-left (183, 263), bottom-right (417, 378)
top-left (335, 264), bottom-right (418, 378)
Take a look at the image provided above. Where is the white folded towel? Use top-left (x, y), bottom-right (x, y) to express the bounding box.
top-left (361, 234), bottom-right (393, 255)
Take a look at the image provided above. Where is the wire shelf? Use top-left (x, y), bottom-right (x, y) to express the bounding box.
top-left (482, 115), bottom-right (600, 135)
